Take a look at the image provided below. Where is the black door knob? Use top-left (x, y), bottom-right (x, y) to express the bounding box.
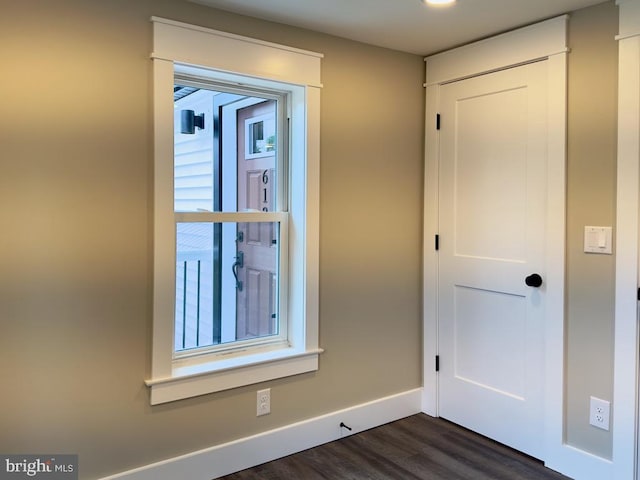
top-left (525, 273), bottom-right (543, 288)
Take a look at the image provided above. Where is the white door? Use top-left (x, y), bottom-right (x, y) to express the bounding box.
top-left (438, 61), bottom-right (547, 459)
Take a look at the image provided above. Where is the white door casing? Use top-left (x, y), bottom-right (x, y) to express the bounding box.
top-left (614, 1), bottom-right (640, 479)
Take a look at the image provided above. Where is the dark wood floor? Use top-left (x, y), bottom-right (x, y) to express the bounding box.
top-left (219, 414), bottom-right (571, 480)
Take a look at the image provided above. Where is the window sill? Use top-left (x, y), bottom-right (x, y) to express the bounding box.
top-left (145, 347), bottom-right (323, 405)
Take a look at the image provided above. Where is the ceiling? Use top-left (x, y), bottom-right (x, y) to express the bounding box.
top-left (189, 0), bottom-right (607, 56)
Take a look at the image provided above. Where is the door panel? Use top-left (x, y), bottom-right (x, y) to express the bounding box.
top-left (438, 61), bottom-right (547, 459)
top-left (454, 87), bottom-right (527, 261)
top-left (454, 286), bottom-right (526, 399)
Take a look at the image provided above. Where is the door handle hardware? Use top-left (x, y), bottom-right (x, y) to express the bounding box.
top-left (235, 251), bottom-right (244, 268)
top-left (232, 251), bottom-right (244, 291)
top-left (525, 273), bottom-right (543, 288)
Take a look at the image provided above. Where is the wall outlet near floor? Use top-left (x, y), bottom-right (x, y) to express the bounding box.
top-left (257, 388), bottom-right (271, 416)
top-left (589, 396), bottom-right (610, 431)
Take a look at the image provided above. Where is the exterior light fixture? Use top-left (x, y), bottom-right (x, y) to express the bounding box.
top-left (180, 110), bottom-right (205, 134)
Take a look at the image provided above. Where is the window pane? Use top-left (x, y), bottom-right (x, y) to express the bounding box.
top-left (175, 222), bottom-right (280, 354)
top-left (173, 84), bottom-right (278, 213)
top-left (175, 223), bottom-right (218, 351)
top-left (174, 87), bottom-right (215, 212)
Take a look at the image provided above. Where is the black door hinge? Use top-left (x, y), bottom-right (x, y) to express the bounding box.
top-left (435, 234), bottom-right (439, 251)
top-left (435, 355), bottom-right (440, 372)
top-left (637, 287), bottom-right (640, 301)
top-left (436, 113), bottom-right (441, 130)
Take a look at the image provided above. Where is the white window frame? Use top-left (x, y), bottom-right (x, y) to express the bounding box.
top-left (146, 17), bottom-right (323, 405)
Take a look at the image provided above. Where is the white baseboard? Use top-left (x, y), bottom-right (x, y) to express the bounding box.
top-left (545, 444), bottom-right (613, 480)
top-left (100, 388), bottom-right (422, 480)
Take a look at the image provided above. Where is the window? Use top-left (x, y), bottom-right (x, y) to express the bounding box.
top-left (146, 18), bottom-right (322, 405)
top-left (173, 82), bottom-right (285, 354)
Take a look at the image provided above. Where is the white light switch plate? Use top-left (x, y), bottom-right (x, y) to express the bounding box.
top-left (584, 226), bottom-right (612, 254)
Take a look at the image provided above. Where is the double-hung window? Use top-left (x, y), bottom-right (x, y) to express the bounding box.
top-left (146, 18), bottom-right (322, 405)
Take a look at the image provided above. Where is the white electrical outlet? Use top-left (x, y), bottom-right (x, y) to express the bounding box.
top-left (257, 388), bottom-right (271, 416)
top-left (589, 396), bottom-right (610, 431)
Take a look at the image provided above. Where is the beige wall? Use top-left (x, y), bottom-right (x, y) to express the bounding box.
top-left (0, 0), bottom-right (620, 477)
top-left (566, 0), bottom-right (618, 458)
top-left (0, 1), bottom-right (424, 478)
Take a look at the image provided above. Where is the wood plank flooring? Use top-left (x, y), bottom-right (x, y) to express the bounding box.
top-left (219, 414), bottom-right (571, 480)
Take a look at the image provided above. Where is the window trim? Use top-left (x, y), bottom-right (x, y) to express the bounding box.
top-left (146, 17), bottom-right (323, 405)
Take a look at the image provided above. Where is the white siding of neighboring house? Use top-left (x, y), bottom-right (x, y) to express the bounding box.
top-left (174, 89), bottom-right (217, 350)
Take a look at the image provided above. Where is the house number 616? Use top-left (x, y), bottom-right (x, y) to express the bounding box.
top-left (262, 170), bottom-right (269, 212)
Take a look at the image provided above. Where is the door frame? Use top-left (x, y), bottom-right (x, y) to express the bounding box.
top-left (614, 1), bottom-right (640, 479)
top-left (422, 15), bottom-right (573, 474)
